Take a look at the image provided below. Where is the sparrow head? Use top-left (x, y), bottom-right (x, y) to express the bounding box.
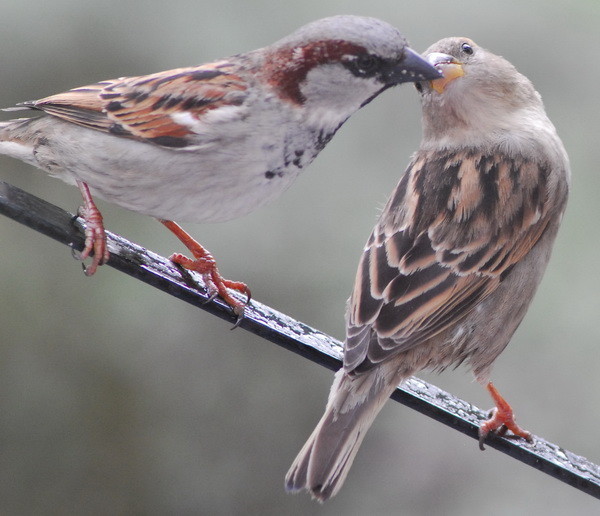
top-left (415, 37), bottom-right (546, 150)
top-left (260, 16), bottom-right (440, 127)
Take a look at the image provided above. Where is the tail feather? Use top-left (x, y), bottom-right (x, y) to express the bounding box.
top-left (285, 363), bottom-right (402, 502)
top-left (0, 118), bottom-right (37, 164)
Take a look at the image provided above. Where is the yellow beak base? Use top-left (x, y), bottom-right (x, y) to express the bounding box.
top-left (430, 63), bottom-right (465, 94)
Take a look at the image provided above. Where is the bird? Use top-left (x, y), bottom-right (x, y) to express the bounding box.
top-left (285, 37), bottom-right (570, 501)
top-left (0, 15), bottom-right (440, 317)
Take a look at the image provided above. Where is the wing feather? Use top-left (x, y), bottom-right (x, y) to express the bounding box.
top-left (345, 149), bottom-right (554, 372)
top-left (20, 62), bottom-right (249, 149)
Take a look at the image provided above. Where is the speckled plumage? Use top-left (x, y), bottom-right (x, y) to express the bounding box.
top-left (0, 15), bottom-right (439, 304)
top-left (286, 37), bottom-right (570, 502)
top-left (0, 15), bottom-right (437, 224)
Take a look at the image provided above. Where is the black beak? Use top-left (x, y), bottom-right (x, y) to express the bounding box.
top-left (385, 47), bottom-right (443, 85)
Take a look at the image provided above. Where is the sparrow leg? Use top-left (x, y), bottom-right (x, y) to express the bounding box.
top-left (159, 219), bottom-right (251, 321)
top-left (478, 381), bottom-right (532, 450)
top-left (75, 180), bottom-right (110, 276)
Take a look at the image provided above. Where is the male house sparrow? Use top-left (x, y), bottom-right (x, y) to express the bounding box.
top-left (0, 15), bottom-right (439, 315)
top-left (286, 37), bottom-right (570, 501)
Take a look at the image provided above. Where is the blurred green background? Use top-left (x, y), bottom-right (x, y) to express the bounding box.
top-left (0, 0), bottom-right (598, 514)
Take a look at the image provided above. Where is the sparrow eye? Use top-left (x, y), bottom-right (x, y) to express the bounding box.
top-left (461, 42), bottom-right (474, 55)
top-left (344, 54), bottom-right (383, 78)
top-left (356, 54), bottom-right (379, 73)
top-left (415, 82), bottom-right (424, 93)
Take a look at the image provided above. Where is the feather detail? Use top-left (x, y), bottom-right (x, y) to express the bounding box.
top-left (345, 149), bottom-right (555, 372)
top-left (19, 62), bottom-right (249, 149)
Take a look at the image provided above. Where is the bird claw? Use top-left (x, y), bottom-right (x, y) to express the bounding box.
top-left (231, 309), bottom-right (245, 330)
top-left (478, 382), bottom-right (533, 451)
top-left (70, 215), bottom-right (109, 276)
top-left (203, 270), bottom-right (251, 326)
top-left (203, 290), bottom-right (220, 305)
top-left (72, 181), bottom-right (110, 275)
top-left (161, 220), bottom-right (251, 325)
top-left (168, 252), bottom-right (251, 325)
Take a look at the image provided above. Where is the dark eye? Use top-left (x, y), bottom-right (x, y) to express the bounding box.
top-left (461, 42), bottom-right (474, 55)
top-left (415, 82), bottom-right (423, 93)
top-left (348, 54), bottom-right (382, 77)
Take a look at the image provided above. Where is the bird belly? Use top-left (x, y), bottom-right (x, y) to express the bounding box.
top-left (7, 117), bottom-right (307, 223)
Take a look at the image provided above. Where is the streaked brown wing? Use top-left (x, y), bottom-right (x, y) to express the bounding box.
top-left (20, 61), bottom-right (249, 149)
top-left (345, 149), bottom-right (553, 372)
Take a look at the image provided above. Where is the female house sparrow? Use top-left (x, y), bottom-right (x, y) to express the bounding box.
top-left (286, 37), bottom-right (570, 501)
top-left (0, 15), bottom-right (439, 315)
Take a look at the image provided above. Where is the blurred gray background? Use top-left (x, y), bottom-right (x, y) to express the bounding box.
top-left (0, 0), bottom-right (598, 514)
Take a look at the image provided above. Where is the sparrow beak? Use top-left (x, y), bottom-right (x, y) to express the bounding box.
top-left (385, 48), bottom-right (443, 85)
top-left (426, 52), bottom-right (465, 93)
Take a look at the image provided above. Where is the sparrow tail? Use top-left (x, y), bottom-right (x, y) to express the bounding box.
top-left (285, 363), bottom-right (403, 502)
top-left (0, 118), bottom-right (36, 163)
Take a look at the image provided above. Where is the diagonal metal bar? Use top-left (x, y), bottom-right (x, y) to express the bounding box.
top-left (1, 179), bottom-right (599, 499)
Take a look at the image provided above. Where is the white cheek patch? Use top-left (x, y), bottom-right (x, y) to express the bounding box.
top-left (299, 66), bottom-right (381, 131)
